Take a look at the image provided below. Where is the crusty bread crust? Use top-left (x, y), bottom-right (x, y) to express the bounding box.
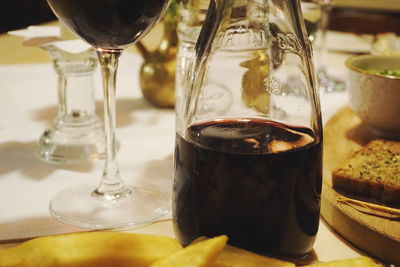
top-left (332, 139), bottom-right (400, 204)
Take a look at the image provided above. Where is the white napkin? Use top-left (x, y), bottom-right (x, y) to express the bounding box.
top-left (8, 25), bottom-right (91, 54)
top-left (372, 32), bottom-right (400, 55)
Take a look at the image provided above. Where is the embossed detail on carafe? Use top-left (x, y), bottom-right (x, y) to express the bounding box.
top-left (264, 76), bottom-right (281, 95)
top-left (214, 27), bottom-right (268, 50)
top-left (277, 32), bottom-right (304, 56)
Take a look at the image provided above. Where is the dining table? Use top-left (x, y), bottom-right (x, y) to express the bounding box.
top-left (0, 20), bottom-right (392, 265)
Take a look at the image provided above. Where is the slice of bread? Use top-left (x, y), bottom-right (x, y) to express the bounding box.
top-left (332, 139), bottom-right (400, 204)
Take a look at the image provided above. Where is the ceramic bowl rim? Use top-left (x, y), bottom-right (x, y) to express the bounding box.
top-left (345, 54), bottom-right (400, 81)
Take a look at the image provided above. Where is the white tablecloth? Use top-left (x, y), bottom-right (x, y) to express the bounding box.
top-left (0, 31), bottom-right (371, 262)
top-left (0, 52), bottom-right (177, 242)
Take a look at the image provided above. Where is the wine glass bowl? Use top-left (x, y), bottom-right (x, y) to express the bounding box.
top-left (46, 0), bottom-right (171, 229)
top-left (301, 0), bottom-right (322, 43)
top-left (47, 0), bottom-right (169, 49)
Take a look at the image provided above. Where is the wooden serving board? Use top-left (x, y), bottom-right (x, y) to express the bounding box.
top-left (321, 105), bottom-right (400, 265)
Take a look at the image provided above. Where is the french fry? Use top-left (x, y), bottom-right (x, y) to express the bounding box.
top-left (150, 235), bottom-right (228, 267)
top-left (213, 244), bottom-right (295, 267)
top-left (0, 232), bottom-right (382, 267)
top-left (304, 256), bottom-right (382, 267)
top-left (191, 237), bottom-right (294, 267)
top-left (0, 232), bottom-right (182, 267)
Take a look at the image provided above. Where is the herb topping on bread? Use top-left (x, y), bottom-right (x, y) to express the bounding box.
top-left (332, 139), bottom-right (400, 204)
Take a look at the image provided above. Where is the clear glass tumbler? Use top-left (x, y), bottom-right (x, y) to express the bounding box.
top-left (36, 44), bottom-right (105, 163)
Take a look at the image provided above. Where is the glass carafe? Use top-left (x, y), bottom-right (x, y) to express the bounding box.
top-left (173, 0), bottom-right (323, 257)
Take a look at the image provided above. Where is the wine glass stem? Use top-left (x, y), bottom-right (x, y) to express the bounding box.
top-left (316, 0), bottom-right (330, 70)
top-left (94, 49), bottom-right (130, 199)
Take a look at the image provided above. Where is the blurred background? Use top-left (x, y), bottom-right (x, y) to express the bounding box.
top-left (1, 0), bottom-right (55, 33)
top-left (331, 0), bottom-right (400, 34)
top-left (1, 0), bottom-right (400, 34)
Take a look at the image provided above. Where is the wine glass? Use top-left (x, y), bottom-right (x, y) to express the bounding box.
top-left (302, 0), bottom-right (345, 92)
top-left (46, 0), bottom-right (171, 229)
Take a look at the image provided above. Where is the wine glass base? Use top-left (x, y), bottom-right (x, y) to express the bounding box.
top-left (317, 70), bottom-right (346, 93)
top-left (49, 183), bottom-right (170, 229)
top-left (318, 79), bottom-right (345, 93)
top-left (36, 117), bottom-right (106, 164)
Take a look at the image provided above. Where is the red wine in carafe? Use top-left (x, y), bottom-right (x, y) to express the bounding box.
top-left (173, 118), bottom-right (322, 256)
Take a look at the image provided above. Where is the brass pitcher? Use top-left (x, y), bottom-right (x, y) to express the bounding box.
top-left (136, 1), bottom-right (178, 108)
